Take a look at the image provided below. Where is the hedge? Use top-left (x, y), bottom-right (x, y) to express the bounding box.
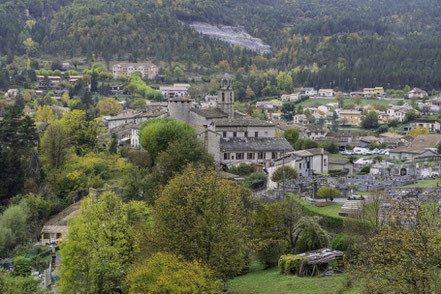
top-left (278, 254), bottom-right (307, 275)
top-left (292, 196), bottom-right (344, 231)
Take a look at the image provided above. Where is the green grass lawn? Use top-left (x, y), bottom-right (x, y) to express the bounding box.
top-left (228, 266), bottom-right (359, 294)
top-left (329, 154), bottom-right (388, 160)
top-left (298, 98), bottom-right (336, 107)
top-left (298, 199), bottom-right (343, 219)
top-left (402, 179), bottom-right (441, 188)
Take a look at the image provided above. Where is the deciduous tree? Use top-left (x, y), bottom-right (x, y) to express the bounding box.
top-left (152, 166), bottom-right (251, 280)
top-left (40, 120), bottom-right (70, 169)
top-left (139, 118), bottom-right (196, 161)
top-left (126, 252), bottom-right (222, 294)
top-left (96, 97), bottom-right (122, 116)
top-left (58, 192), bottom-right (150, 294)
top-left (317, 187), bottom-right (339, 201)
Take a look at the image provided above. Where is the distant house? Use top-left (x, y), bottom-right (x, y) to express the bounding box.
top-left (281, 93), bottom-right (299, 102)
top-left (204, 95), bottom-right (218, 107)
top-left (105, 108), bottom-right (167, 129)
top-left (359, 136), bottom-right (380, 147)
top-left (318, 89), bottom-right (335, 97)
top-left (411, 119), bottom-right (441, 132)
top-left (292, 148), bottom-right (329, 177)
top-left (293, 114), bottom-right (309, 125)
top-left (363, 87), bottom-right (384, 96)
top-left (408, 88), bottom-right (428, 99)
top-left (350, 91), bottom-right (373, 98)
top-left (61, 63), bottom-right (70, 71)
top-left (4, 89), bottom-right (19, 98)
top-left (160, 84), bottom-right (191, 99)
top-left (378, 112), bottom-right (390, 124)
top-left (299, 87), bottom-right (317, 96)
top-left (431, 99), bottom-right (441, 107)
top-left (338, 110), bottom-right (362, 126)
top-left (41, 202), bottom-right (82, 245)
top-left (379, 132), bottom-right (407, 147)
top-left (386, 104), bottom-right (414, 122)
top-left (110, 84), bottom-right (127, 96)
top-left (389, 134), bottom-right (441, 161)
top-left (23, 108), bottom-right (36, 115)
top-left (255, 100), bottom-right (283, 110)
top-left (293, 124), bottom-right (330, 140)
top-left (112, 62), bottom-right (158, 79)
top-left (109, 123), bottom-right (142, 148)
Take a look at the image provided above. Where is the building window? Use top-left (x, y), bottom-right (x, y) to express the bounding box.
top-left (307, 162), bottom-right (310, 169)
top-left (247, 153), bottom-right (254, 160)
top-left (258, 152), bottom-right (266, 160)
top-left (224, 153), bottom-right (230, 160)
top-left (233, 132), bottom-right (237, 137)
top-left (222, 92), bottom-right (225, 102)
top-left (43, 233), bottom-right (50, 239)
top-left (236, 153), bottom-right (244, 160)
top-left (223, 131), bottom-right (227, 137)
top-left (244, 131), bottom-right (248, 137)
top-left (299, 163), bottom-right (302, 169)
top-left (272, 152), bottom-right (277, 159)
top-left (255, 131), bottom-right (259, 137)
top-left (56, 233), bottom-right (62, 239)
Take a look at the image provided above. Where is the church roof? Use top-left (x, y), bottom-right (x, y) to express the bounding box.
top-left (222, 73), bottom-right (233, 80)
top-left (213, 117), bottom-right (274, 127)
top-left (220, 137), bottom-right (293, 152)
top-left (190, 108), bottom-right (228, 119)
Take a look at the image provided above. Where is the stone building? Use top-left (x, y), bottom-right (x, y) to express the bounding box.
top-left (168, 73), bottom-right (235, 126)
top-left (105, 107), bottom-right (167, 129)
top-left (112, 62), bottom-right (158, 79)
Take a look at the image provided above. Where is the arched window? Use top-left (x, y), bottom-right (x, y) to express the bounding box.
top-left (222, 92), bottom-right (225, 102)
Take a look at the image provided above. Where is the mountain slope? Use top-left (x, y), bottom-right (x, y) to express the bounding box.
top-left (2, 0), bottom-right (441, 89)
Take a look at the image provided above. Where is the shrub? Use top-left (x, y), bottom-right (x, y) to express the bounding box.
top-left (332, 233), bottom-right (365, 257)
top-left (291, 196), bottom-right (343, 231)
top-left (358, 166), bottom-right (370, 175)
top-left (245, 171), bottom-right (267, 190)
top-left (278, 254), bottom-right (306, 275)
top-left (271, 166), bottom-right (298, 184)
top-left (256, 239), bottom-right (288, 269)
top-left (317, 187), bottom-right (339, 201)
top-left (12, 257), bottom-right (31, 277)
top-left (228, 163), bottom-right (257, 177)
top-left (332, 233), bottom-right (352, 251)
top-left (294, 216), bottom-right (330, 253)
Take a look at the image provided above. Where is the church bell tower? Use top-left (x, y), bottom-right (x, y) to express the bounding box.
top-left (217, 73), bottom-right (234, 119)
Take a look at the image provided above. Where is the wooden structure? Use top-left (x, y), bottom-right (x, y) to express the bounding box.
top-left (297, 248), bottom-right (344, 277)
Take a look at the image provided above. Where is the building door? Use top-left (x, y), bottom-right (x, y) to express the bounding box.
top-left (50, 233), bottom-right (56, 243)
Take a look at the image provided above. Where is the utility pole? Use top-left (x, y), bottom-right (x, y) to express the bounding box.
top-left (282, 149), bottom-right (286, 198)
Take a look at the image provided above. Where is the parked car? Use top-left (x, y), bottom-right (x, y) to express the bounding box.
top-left (340, 150), bottom-right (353, 155)
top-left (354, 158), bottom-right (373, 165)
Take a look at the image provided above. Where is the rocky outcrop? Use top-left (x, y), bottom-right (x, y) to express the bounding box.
top-left (189, 22), bottom-right (271, 54)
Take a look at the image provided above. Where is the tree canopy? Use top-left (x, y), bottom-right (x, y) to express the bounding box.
top-left (139, 118), bottom-right (196, 161)
top-left (152, 166), bottom-right (252, 280)
top-left (58, 192), bottom-right (151, 294)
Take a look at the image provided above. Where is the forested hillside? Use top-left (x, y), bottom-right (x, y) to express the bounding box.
top-left (2, 0), bottom-right (441, 89)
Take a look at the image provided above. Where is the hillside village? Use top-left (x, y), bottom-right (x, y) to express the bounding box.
top-left (2, 58), bottom-right (441, 293)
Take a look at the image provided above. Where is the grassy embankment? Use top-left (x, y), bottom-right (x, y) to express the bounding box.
top-left (229, 261), bottom-right (359, 294)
